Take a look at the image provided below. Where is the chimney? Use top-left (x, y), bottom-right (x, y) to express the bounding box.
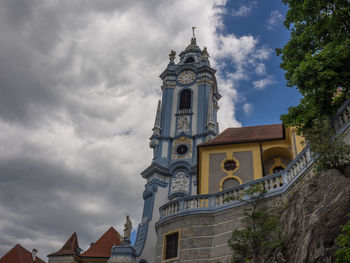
top-left (32, 249), bottom-right (37, 262)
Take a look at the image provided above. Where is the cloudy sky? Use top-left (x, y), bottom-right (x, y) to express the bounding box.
top-left (0, 0), bottom-right (301, 260)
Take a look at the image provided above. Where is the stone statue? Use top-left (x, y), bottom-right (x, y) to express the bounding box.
top-left (123, 215), bottom-right (132, 240)
top-left (169, 50), bottom-right (176, 63)
top-left (202, 47), bottom-right (209, 59)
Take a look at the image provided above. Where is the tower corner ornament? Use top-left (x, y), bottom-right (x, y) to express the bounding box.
top-left (169, 50), bottom-right (176, 63)
top-left (123, 215), bottom-right (132, 241)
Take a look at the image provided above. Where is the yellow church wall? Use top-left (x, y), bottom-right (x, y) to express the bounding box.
top-left (198, 142), bottom-right (262, 194)
top-left (198, 126), bottom-right (305, 195)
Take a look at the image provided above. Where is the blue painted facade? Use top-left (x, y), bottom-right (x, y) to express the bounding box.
top-left (135, 36), bottom-right (221, 262)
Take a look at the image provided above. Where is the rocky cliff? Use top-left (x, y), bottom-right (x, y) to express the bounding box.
top-left (277, 167), bottom-right (350, 262)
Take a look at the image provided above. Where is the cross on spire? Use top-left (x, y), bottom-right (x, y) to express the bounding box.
top-left (192, 26), bottom-right (196, 38)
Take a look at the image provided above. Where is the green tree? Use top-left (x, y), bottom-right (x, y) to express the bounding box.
top-left (335, 217), bottom-right (350, 262)
top-left (277, 0), bottom-right (350, 132)
top-left (227, 185), bottom-right (285, 263)
top-left (304, 117), bottom-right (350, 173)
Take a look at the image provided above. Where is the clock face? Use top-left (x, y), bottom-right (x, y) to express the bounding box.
top-left (178, 71), bottom-right (195, 85)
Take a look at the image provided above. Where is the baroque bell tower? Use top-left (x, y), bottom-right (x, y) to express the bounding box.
top-left (134, 30), bottom-right (221, 262)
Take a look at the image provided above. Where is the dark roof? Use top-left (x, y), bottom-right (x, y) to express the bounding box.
top-left (48, 232), bottom-right (80, 257)
top-left (200, 124), bottom-right (284, 146)
top-left (81, 227), bottom-right (121, 258)
top-left (0, 244), bottom-right (46, 263)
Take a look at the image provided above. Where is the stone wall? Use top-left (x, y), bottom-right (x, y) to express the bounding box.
top-left (155, 165), bottom-right (317, 263)
top-left (155, 206), bottom-right (244, 263)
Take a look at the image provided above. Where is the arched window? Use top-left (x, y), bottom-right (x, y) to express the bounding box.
top-left (273, 166), bottom-right (284, 173)
top-left (222, 178), bottom-right (240, 190)
top-left (179, 89), bottom-right (191, 110)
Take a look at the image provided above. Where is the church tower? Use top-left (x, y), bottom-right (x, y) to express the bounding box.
top-left (134, 31), bottom-right (221, 262)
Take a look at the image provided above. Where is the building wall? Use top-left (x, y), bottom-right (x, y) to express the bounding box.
top-left (155, 209), bottom-right (244, 263)
top-left (48, 256), bottom-right (79, 263)
top-left (208, 151), bottom-right (254, 193)
top-left (199, 143), bottom-right (262, 194)
top-left (138, 182), bottom-right (169, 262)
top-left (198, 127), bottom-right (305, 195)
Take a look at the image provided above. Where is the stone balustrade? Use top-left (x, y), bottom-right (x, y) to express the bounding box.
top-left (159, 146), bottom-right (313, 220)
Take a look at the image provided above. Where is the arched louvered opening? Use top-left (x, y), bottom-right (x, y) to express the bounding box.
top-left (184, 56), bottom-right (194, 63)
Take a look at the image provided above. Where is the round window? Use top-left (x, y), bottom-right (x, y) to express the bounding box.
top-left (224, 160), bottom-right (237, 171)
top-left (176, 145), bottom-right (188, 155)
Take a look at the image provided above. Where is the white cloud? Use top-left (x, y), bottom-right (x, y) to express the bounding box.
top-left (243, 103), bottom-right (253, 116)
top-left (266, 10), bottom-right (284, 30)
top-left (253, 75), bottom-right (275, 90)
top-left (230, 1), bottom-right (257, 17)
top-left (0, 0), bottom-right (274, 259)
top-left (231, 5), bottom-right (250, 17)
top-left (255, 63), bottom-right (266, 75)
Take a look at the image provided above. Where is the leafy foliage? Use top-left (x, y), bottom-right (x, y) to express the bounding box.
top-left (277, 0), bottom-right (350, 132)
top-left (304, 117), bottom-right (350, 173)
top-left (335, 217), bottom-right (350, 262)
top-left (227, 185), bottom-right (285, 263)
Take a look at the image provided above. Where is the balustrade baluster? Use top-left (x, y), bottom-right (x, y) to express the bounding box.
top-left (306, 148), bottom-right (311, 162)
top-left (219, 195), bottom-right (223, 205)
top-left (264, 180), bottom-right (268, 190)
top-left (295, 162), bottom-right (300, 174)
top-left (209, 196), bottom-right (214, 207)
top-left (278, 176), bottom-right (283, 187)
top-left (300, 155), bottom-right (305, 167)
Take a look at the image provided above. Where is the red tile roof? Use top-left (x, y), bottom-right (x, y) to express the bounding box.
top-left (200, 124), bottom-right (284, 146)
top-left (81, 227), bottom-right (121, 258)
top-left (48, 232), bottom-right (80, 257)
top-left (0, 244), bottom-right (46, 263)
